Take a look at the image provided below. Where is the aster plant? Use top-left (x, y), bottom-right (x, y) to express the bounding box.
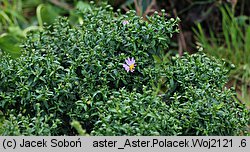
top-left (123, 57), bottom-right (136, 72)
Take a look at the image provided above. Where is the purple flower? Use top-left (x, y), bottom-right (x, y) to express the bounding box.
top-left (123, 57), bottom-right (136, 72)
top-left (122, 20), bottom-right (129, 25)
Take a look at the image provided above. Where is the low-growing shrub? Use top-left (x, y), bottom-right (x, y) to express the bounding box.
top-left (0, 3), bottom-right (249, 135)
top-left (88, 88), bottom-right (182, 136)
top-left (161, 53), bottom-right (249, 135)
top-left (0, 103), bottom-right (60, 135)
top-left (0, 3), bottom-right (179, 135)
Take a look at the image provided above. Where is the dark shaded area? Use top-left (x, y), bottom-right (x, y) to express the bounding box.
top-left (110, 0), bottom-right (250, 54)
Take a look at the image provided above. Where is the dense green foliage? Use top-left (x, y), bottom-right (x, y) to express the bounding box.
top-left (0, 4), bottom-right (249, 135)
top-left (90, 88), bottom-right (181, 136)
top-left (162, 54), bottom-right (249, 135)
top-left (0, 0), bottom-right (91, 58)
top-left (194, 6), bottom-right (250, 106)
top-left (0, 103), bottom-right (60, 135)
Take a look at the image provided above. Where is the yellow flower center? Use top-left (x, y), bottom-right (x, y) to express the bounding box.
top-left (129, 64), bottom-right (134, 71)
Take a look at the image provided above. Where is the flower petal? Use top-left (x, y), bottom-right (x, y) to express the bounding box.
top-left (123, 64), bottom-right (130, 72)
top-left (131, 57), bottom-right (135, 64)
top-left (123, 57), bottom-right (136, 72)
top-left (125, 58), bottom-right (130, 65)
top-left (122, 20), bottom-right (129, 25)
